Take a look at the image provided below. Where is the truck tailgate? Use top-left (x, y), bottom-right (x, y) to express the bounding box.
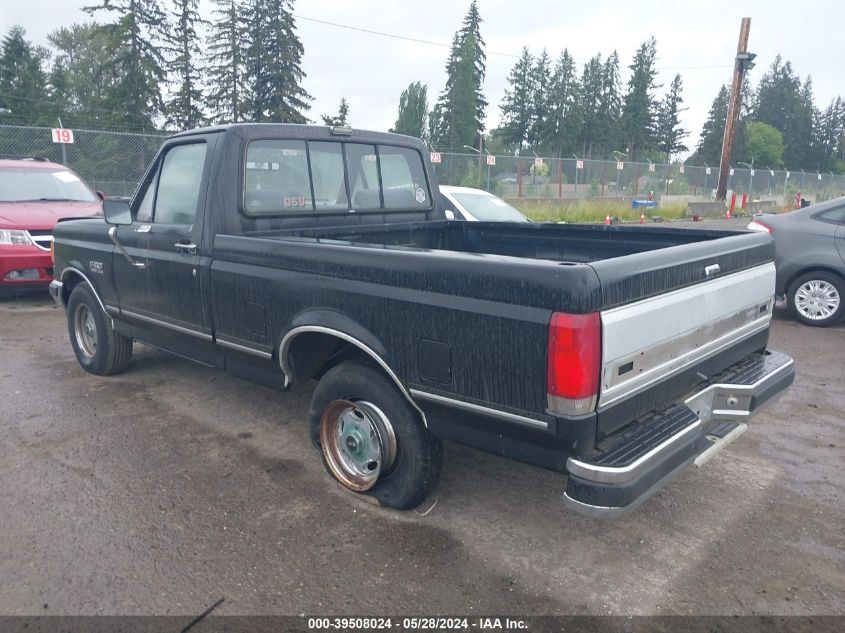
top-left (598, 263), bottom-right (775, 411)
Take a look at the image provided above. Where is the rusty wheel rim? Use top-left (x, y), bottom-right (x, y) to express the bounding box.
top-left (320, 399), bottom-right (397, 492)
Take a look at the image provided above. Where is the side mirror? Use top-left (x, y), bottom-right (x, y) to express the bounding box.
top-left (95, 190), bottom-right (106, 201)
top-left (102, 199), bottom-right (133, 225)
top-left (444, 209), bottom-right (456, 221)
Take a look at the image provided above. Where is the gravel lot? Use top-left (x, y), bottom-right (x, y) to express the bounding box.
top-left (0, 257), bottom-right (843, 616)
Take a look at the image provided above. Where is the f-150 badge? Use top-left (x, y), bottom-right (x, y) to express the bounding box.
top-left (89, 260), bottom-right (104, 274)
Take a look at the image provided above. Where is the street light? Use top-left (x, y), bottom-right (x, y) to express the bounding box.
top-left (462, 145), bottom-right (493, 191)
top-left (738, 160), bottom-right (754, 195)
top-left (612, 151), bottom-right (628, 192)
top-left (736, 51), bottom-right (757, 71)
top-left (572, 153), bottom-right (579, 196)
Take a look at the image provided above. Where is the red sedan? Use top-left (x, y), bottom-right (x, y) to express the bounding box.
top-left (0, 157), bottom-right (102, 292)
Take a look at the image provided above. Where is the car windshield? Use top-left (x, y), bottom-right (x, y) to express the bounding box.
top-left (451, 192), bottom-right (527, 222)
top-left (0, 167), bottom-right (97, 203)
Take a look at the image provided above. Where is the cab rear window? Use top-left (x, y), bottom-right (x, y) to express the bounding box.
top-left (243, 140), bottom-right (430, 216)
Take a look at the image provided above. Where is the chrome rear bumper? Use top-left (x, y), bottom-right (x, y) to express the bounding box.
top-left (562, 350), bottom-right (794, 518)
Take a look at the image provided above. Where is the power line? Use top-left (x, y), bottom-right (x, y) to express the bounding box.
top-left (294, 14), bottom-right (734, 71)
top-left (294, 14), bottom-right (519, 58)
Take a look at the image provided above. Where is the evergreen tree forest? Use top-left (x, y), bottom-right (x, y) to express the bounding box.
top-left (0, 0), bottom-right (843, 173)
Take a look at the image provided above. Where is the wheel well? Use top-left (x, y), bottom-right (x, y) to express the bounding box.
top-left (284, 331), bottom-right (371, 385)
top-left (786, 267), bottom-right (845, 295)
top-left (60, 270), bottom-right (85, 306)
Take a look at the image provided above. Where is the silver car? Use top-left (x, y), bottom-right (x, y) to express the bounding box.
top-left (439, 185), bottom-right (530, 222)
top-left (748, 197), bottom-right (845, 326)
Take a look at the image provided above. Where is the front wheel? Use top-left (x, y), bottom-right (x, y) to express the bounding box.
top-left (309, 360), bottom-right (442, 509)
top-left (787, 271), bottom-right (845, 327)
top-left (66, 283), bottom-right (133, 375)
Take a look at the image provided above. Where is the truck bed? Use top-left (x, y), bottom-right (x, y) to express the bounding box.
top-left (259, 220), bottom-right (742, 263)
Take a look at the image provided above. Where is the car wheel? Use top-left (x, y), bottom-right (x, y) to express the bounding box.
top-left (67, 283), bottom-right (133, 374)
top-left (787, 271), bottom-right (845, 327)
top-left (309, 360), bottom-right (442, 509)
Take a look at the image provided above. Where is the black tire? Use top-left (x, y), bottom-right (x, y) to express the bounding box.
top-left (787, 271), bottom-right (845, 327)
top-left (309, 360), bottom-right (442, 509)
top-left (66, 283), bottom-right (133, 375)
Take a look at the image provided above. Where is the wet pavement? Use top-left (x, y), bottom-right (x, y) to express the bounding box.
top-left (0, 289), bottom-right (843, 616)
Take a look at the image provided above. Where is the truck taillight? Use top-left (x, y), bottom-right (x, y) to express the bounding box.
top-left (547, 311), bottom-right (601, 416)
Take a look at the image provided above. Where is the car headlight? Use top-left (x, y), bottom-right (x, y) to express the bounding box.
top-left (0, 229), bottom-right (33, 246)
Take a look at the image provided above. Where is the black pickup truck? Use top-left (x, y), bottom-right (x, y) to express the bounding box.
top-left (50, 124), bottom-right (794, 517)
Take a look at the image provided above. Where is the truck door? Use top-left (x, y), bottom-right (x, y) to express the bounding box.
top-left (116, 137), bottom-right (217, 363)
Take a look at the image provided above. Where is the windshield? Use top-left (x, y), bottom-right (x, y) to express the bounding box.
top-left (451, 192), bottom-right (527, 222)
top-left (0, 167), bottom-right (96, 203)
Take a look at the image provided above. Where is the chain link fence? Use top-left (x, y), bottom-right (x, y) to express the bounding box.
top-left (2, 124), bottom-right (844, 205)
top-left (0, 124), bottom-right (166, 197)
top-left (432, 152), bottom-right (845, 205)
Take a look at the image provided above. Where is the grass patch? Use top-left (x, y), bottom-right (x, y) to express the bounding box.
top-left (509, 198), bottom-right (689, 223)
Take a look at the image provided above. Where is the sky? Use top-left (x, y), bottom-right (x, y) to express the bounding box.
top-left (3, 0), bottom-right (844, 157)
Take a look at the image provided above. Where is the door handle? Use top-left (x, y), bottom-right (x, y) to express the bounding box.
top-left (175, 242), bottom-right (197, 254)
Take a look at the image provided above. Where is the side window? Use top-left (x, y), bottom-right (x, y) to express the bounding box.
top-left (244, 140), bottom-right (313, 214)
top-left (153, 143), bottom-right (207, 225)
top-left (816, 206), bottom-right (845, 225)
top-left (346, 143), bottom-right (381, 210)
top-left (379, 146), bottom-right (430, 209)
top-left (135, 171), bottom-right (157, 223)
top-left (308, 141), bottom-right (348, 210)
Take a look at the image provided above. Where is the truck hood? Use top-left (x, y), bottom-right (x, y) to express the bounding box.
top-left (0, 201), bottom-right (102, 230)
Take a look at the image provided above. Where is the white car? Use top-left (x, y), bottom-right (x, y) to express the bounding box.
top-left (439, 185), bottom-right (529, 222)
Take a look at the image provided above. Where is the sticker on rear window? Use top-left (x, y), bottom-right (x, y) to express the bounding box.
top-left (415, 187), bottom-right (426, 204)
top-left (53, 171), bottom-right (80, 183)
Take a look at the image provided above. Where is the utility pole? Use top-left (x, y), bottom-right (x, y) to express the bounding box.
top-left (715, 18), bottom-right (755, 201)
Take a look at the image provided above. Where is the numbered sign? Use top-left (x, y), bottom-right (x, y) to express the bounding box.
top-left (818, 173), bottom-right (822, 181)
top-left (750, 169), bottom-right (755, 176)
top-left (534, 157), bottom-right (544, 168)
top-left (648, 163), bottom-right (656, 172)
top-left (729, 168), bottom-right (735, 176)
top-left (616, 161), bottom-right (624, 171)
top-left (486, 154), bottom-right (496, 166)
top-left (679, 164), bottom-right (685, 174)
top-left (51, 128), bottom-right (74, 144)
top-left (575, 159), bottom-right (584, 170)
top-left (785, 171), bottom-right (790, 179)
top-left (430, 152), bottom-right (441, 164)
top-left (705, 167), bottom-right (712, 175)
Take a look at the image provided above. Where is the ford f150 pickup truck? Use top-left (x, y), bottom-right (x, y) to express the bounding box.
top-left (50, 124), bottom-right (794, 517)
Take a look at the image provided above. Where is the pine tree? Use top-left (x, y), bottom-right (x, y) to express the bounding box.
top-left (46, 24), bottom-right (118, 128)
top-left (694, 85), bottom-right (729, 166)
top-left (434, 3), bottom-right (487, 150)
top-left (321, 98), bottom-right (349, 127)
top-left (597, 50), bottom-right (622, 156)
top-left (545, 49), bottom-right (581, 158)
top-left (205, 0), bottom-right (249, 123)
top-left (527, 49), bottom-right (551, 150)
top-left (245, 0), bottom-right (311, 123)
top-left (656, 74), bottom-right (688, 157)
top-left (164, 0), bottom-right (206, 130)
top-left (392, 81), bottom-right (429, 139)
top-left (457, 0), bottom-right (487, 134)
top-left (621, 37), bottom-right (660, 160)
top-left (499, 47), bottom-right (534, 151)
top-left (0, 26), bottom-right (50, 125)
top-left (84, 0), bottom-right (168, 130)
top-left (578, 54), bottom-right (603, 157)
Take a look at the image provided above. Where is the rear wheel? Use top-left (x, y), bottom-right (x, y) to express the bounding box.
top-left (787, 271), bottom-right (845, 327)
top-left (309, 360), bottom-right (442, 509)
top-left (67, 283), bottom-right (133, 374)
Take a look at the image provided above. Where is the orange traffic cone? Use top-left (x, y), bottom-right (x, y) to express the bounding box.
top-left (639, 212), bottom-right (646, 224)
top-left (725, 208), bottom-right (732, 219)
top-left (604, 214), bottom-right (611, 225)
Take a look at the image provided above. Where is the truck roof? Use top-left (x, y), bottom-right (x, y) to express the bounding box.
top-left (169, 123), bottom-right (426, 148)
